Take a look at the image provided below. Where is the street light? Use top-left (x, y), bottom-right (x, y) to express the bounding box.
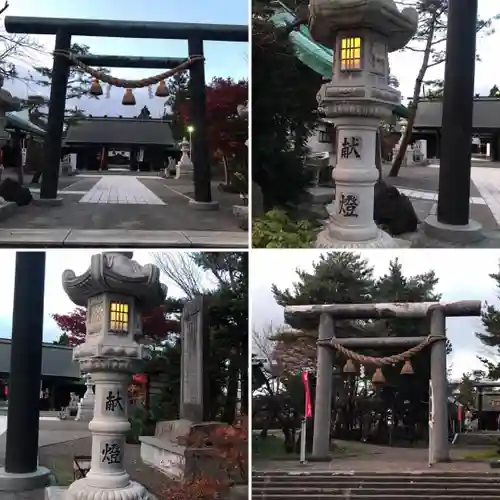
top-left (187, 125), bottom-right (194, 157)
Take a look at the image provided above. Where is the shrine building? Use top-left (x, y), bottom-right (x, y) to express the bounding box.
top-left (63, 116), bottom-right (181, 172)
top-left (412, 97), bottom-right (500, 161)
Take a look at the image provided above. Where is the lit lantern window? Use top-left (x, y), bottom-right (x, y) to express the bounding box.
top-left (109, 301), bottom-right (129, 332)
top-left (340, 37), bottom-right (362, 70)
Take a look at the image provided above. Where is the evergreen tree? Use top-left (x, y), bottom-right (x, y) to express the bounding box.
top-left (252, 0), bottom-right (323, 210)
top-left (476, 265), bottom-right (500, 379)
top-left (270, 252), bottom-right (442, 442)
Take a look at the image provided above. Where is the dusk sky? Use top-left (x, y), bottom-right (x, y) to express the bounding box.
top-left (1, 0), bottom-right (249, 116)
top-left (0, 250), bottom-right (217, 344)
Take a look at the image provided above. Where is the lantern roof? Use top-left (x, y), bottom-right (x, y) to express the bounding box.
top-left (62, 252), bottom-right (167, 309)
top-left (309, 0), bottom-right (418, 52)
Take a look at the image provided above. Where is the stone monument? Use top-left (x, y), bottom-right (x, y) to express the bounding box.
top-left (175, 137), bottom-right (194, 179)
top-left (75, 374), bottom-right (95, 422)
top-left (53, 251), bottom-right (167, 500)
top-left (311, 0), bottom-right (418, 248)
top-left (140, 295), bottom-right (213, 479)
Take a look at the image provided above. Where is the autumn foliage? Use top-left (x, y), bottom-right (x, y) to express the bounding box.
top-left (179, 77), bottom-right (248, 163)
top-left (157, 416), bottom-right (248, 500)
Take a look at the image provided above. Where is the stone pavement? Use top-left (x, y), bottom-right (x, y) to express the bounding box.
top-left (382, 162), bottom-right (500, 234)
top-left (0, 173), bottom-right (247, 247)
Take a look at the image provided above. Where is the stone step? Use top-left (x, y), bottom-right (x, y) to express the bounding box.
top-left (252, 487), bottom-right (500, 496)
top-left (252, 474), bottom-right (500, 482)
top-left (251, 495), bottom-right (500, 500)
top-left (252, 481), bottom-right (500, 489)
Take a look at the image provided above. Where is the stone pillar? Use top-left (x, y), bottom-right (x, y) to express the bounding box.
top-left (310, 0), bottom-right (418, 248)
top-left (0, 252), bottom-right (51, 491)
top-left (424, 0), bottom-right (482, 242)
top-left (61, 252), bottom-right (167, 500)
top-left (312, 313), bottom-right (334, 459)
top-left (40, 30), bottom-right (72, 200)
top-left (429, 307), bottom-right (449, 463)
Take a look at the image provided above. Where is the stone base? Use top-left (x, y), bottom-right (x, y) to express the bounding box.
top-left (315, 227), bottom-right (410, 249)
top-left (0, 201), bottom-right (18, 221)
top-left (0, 467), bottom-right (51, 492)
top-left (188, 200), bottom-right (219, 211)
top-left (64, 479), bottom-right (153, 500)
top-left (423, 214), bottom-right (484, 244)
top-left (32, 197), bottom-right (64, 207)
top-left (75, 408), bottom-right (93, 421)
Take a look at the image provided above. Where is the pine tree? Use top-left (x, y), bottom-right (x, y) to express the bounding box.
top-left (476, 265), bottom-right (500, 379)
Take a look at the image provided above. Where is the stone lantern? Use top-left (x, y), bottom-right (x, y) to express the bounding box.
top-left (175, 137), bottom-right (193, 179)
top-left (311, 0), bottom-right (418, 248)
top-left (61, 252), bottom-right (167, 500)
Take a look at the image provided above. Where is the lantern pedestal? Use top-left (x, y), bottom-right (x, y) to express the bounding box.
top-left (61, 252), bottom-right (167, 500)
top-left (310, 0), bottom-right (418, 248)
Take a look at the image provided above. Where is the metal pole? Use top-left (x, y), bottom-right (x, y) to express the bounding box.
top-left (300, 418), bottom-right (307, 464)
top-left (5, 252), bottom-right (46, 473)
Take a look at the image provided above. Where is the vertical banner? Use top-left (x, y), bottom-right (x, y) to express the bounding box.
top-left (301, 370), bottom-right (312, 418)
top-left (99, 147), bottom-right (105, 170)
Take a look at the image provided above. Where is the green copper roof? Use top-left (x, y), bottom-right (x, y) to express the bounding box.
top-left (269, 9), bottom-right (409, 119)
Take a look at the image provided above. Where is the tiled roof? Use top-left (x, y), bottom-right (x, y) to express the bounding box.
top-left (414, 98), bottom-right (500, 129)
top-left (64, 117), bottom-right (177, 147)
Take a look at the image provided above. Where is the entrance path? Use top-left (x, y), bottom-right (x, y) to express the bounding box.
top-left (470, 165), bottom-right (500, 227)
top-left (256, 441), bottom-right (499, 473)
top-left (0, 173), bottom-right (247, 247)
top-left (78, 175), bottom-right (165, 205)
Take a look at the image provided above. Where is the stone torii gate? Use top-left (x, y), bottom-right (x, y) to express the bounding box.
top-left (4, 16), bottom-right (247, 209)
top-left (284, 300), bottom-right (482, 464)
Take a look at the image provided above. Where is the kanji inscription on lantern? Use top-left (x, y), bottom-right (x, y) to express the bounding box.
top-left (340, 136), bottom-right (361, 159)
top-left (101, 442), bottom-right (121, 464)
top-left (338, 193), bottom-right (360, 217)
top-left (105, 390), bottom-right (124, 412)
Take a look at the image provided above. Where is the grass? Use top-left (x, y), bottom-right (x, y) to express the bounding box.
top-left (459, 448), bottom-right (500, 461)
top-left (252, 433), bottom-right (356, 462)
top-left (41, 455), bottom-right (75, 486)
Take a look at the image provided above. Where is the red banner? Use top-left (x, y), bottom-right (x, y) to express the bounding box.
top-left (301, 370), bottom-right (312, 419)
top-left (457, 405), bottom-right (463, 422)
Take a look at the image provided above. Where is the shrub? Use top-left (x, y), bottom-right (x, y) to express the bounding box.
top-left (156, 416), bottom-right (248, 500)
top-left (252, 209), bottom-right (317, 248)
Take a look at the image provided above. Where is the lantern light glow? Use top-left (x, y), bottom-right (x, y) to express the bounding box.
top-left (109, 301), bottom-right (129, 332)
top-left (340, 37), bottom-right (362, 70)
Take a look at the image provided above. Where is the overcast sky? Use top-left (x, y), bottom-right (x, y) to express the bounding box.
top-left (0, 250), bottom-right (218, 344)
top-left (250, 250), bottom-right (500, 380)
top-left (1, 0), bottom-right (248, 117)
top-left (390, 2), bottom-right (499, 102)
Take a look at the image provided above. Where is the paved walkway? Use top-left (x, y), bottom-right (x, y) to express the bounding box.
top-left (78, 175), bottom-right (165, 205)
top-left (0, 173), bottom-right (247, 247)
top-left (470, 166), bottom-right (500, 226)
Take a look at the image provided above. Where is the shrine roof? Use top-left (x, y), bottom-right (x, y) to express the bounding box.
top-left (0, 338), bottom-right (80, 379)
top-left (64, 116), bottom-right (178, 147)
top-left (414, 98), bottom-right (500, 130)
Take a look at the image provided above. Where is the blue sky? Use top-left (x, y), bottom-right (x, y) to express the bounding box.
top-left (3, 0), bottom-right (249, 116)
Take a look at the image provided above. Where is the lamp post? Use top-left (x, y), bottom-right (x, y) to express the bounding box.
top-left (187, 125), bottom-right (194, 157)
